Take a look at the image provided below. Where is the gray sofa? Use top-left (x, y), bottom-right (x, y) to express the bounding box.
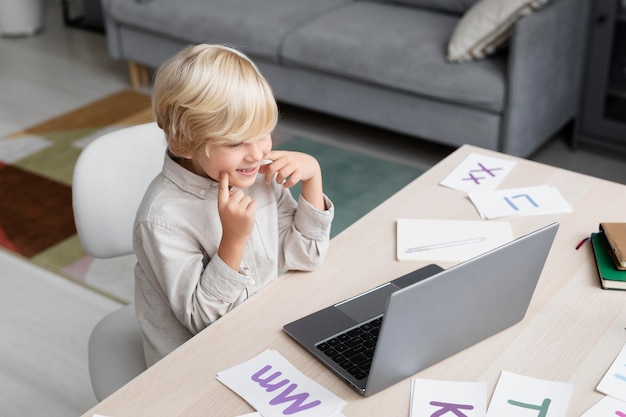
top-left (101, 0), bottom-right (589, 157)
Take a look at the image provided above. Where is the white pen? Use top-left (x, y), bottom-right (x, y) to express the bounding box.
top-left (405, 237), bottom-right (486, 253)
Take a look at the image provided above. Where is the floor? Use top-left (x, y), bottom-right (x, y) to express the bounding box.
top-left (1, 1), bottom-right (625, 416)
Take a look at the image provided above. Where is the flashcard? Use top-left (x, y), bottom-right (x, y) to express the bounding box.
top-left (217, 349), bottom-right (347, 417)
top-left (486, 371), bottom-right (573, 417)
top-left (440, 153), bottom-right (516, 193)
top-left (597, 342), bottom-right (626, 402)
top-left (235, 413), bottom-right (346, 417)
top-left (581, 396), bottom-right (626, 417)
top-left (396, 218), bottom-right (512, 262)
top-left (468, 185), bottom-right (572, 219)
top-left (410, 378), bottom-right (487, 417)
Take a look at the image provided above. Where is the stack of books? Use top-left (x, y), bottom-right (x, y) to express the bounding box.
top-left (591, 223), bottom-right (626, 290)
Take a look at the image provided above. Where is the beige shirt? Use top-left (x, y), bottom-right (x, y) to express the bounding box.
top-left (134, 153), bottom-right (334, 366)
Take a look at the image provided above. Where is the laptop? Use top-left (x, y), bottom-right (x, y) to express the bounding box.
top-left (283, 222), bottom-right (558, 396)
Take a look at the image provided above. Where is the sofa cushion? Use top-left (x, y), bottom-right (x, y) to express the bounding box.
top-left (369, 0), bottom-right (479, 15)
top-left (105, 0), bottom-right (351, 61)
top-left (447, 0), bottom-right (551, 62)
top-left (280, 1), bottom-right (506, 113)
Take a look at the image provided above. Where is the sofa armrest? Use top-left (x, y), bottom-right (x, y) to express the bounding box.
top-left (500, 0), bottom-right (591, 156)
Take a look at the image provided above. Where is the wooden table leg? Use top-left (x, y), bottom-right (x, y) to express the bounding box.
top-left (128, 62), bottom-right (150, 90)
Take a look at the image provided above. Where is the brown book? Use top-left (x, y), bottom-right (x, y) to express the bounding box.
top-left (600, 223), bottom-right (626, 270)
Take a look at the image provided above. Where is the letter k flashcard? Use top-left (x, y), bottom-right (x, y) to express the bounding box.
top-left (410, 378), bottom-right (487, 417)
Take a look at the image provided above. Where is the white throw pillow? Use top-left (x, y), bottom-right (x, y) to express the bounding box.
top-left (447, 0), bottom-right (550, 63)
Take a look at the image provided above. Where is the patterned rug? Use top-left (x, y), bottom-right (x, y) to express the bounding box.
top-left (0, 90), bottom-right (422, 302)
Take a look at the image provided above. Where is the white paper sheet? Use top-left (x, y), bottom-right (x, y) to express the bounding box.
top-left (486, 371), bottom-right (573, 417)
top-left (468, 185), bottom-right (572, 219)
top-left (580, 396), bottom-right (626, 417)
top-left (217, 349), bottom-right (346, 417)
top-left (396, 218), bottom-right (513, 262)
top-left (410, 378), bottom-right (487, 417)
top-left (597, 342), bottom-right (626, 402)
top-left (440, 153), bottom-right (516, 192)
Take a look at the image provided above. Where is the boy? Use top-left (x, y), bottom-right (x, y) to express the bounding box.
top-left (134, 44), bottom-right (334, 366)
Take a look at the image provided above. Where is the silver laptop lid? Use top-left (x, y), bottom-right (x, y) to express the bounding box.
top-left (365, 222), bottom-right (558, 395)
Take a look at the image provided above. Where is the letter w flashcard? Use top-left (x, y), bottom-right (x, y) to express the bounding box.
top-left (217, 349), bottom-right (346, 417)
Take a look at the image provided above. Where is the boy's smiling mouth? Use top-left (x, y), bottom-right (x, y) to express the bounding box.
top-left (237, 160), bottom-right (271, 176)
top-left (236, 166), bottom-right (259, 176)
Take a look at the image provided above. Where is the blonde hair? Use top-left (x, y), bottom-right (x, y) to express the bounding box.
top-left (151, 44), bottom-right (278, 157)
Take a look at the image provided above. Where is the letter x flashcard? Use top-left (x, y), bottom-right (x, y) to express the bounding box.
top-left (440, 153), bottom-right (516, 193)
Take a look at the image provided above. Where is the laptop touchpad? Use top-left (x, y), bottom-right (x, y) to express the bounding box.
top-left (335, 283), bottom-right (399, 323)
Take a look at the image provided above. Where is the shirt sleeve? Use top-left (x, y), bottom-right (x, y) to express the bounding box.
top-left (276, 187), bottom-right (334, 271)
top-left (134, 220), bottom-right (253, 335)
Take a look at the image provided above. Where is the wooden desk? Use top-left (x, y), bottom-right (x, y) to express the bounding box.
top-left (82, 145), bottom-right (626, 417)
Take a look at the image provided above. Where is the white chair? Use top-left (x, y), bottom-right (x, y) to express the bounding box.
top-left (72, 122), bottom-right (167, 401)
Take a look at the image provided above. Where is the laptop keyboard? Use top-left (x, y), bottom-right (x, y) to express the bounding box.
top-left (315, 316), bottom-right (383, 380)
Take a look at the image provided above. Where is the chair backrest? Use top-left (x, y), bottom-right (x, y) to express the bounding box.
top-left (72, 122), bottom-right (167, 258)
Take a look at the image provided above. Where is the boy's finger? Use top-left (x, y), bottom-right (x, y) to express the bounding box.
top-left (218, 171), bottom-right (230, 202)
top-left (264, 150), bottom-right (281, 161)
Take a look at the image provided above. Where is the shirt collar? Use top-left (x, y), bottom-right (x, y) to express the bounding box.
top-left (162, 151), bottom-right (218, 199)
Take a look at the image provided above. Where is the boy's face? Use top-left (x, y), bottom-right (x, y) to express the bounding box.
top-left (187, 134), bottom-right (272, 188)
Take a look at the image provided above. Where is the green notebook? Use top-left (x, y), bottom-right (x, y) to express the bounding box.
top-left (591, 232), bottom-right (626, 290)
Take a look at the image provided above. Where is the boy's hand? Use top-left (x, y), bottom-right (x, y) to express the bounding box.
top-left (260, 151), bottom-right (320, 187)
top-left (260, 151), bottom-right (325, 210)
top-left (217, 171), bottom-right (257, 271)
